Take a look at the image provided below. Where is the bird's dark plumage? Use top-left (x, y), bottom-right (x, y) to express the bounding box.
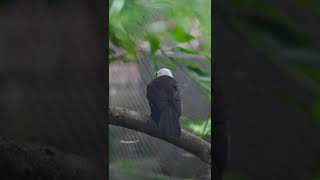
top-left (147, 76), bottom-right (181, 138)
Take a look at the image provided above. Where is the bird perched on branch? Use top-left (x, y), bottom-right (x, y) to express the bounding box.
top-left (147, 68), bottom-right (182, 138)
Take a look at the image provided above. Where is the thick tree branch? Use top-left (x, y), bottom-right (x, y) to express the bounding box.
top-left (108, 106), bottom-right (211, 165)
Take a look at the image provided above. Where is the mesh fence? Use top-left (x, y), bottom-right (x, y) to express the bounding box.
top-left (109, 57), bottom-right (211, 180)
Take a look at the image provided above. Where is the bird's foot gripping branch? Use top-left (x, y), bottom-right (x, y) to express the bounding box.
top-left (108, 106), bottom-right (212, 165)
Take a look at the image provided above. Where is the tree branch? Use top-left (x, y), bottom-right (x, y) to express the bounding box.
top-left (108, 106), bottom-right (211, 165)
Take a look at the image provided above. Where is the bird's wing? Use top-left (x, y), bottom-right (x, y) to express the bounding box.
top-left (146, 84), bottom-right (152, 101)
top-left (169, 82), bottom-right (182, 117)
top-left (147, 85), bottom-right (156, 114)
top-left (147, 84), bottom-right (156, 115)
top-left (147, 83), bottom-right (169, 113)
top-left (158, 80), bottom-right (182, 137)
top-left (147, 83), bottom-right (164, 123)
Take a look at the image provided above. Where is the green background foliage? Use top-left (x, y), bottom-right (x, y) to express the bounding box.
top-left (109, 0), bottom-right (212, 137)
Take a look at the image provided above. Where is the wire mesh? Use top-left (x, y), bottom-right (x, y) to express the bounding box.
top-left (109, 57), bottom-right (211, 180)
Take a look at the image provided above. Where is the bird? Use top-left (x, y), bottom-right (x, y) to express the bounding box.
top-left (147, 68), bottom-right (182, 138)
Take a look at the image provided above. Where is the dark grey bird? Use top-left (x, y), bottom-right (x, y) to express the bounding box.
top-left (147, 68), bottom-right (182, 138)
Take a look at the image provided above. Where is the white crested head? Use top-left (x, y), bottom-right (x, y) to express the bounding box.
top-left (156, 68), bottom-right (173, 78)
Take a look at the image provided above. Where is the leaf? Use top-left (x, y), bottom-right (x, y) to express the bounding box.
top-left (201, 116), bottom-right (211, 136)
top-left (208, 93), bottom-right (212, 102)
top-left (186, 65), bottom-right (209, 77)
top-left (146, 35), bottom-right (160, 54)
top-left (199, 80), bottom-right (211, 90)
top-left (183, 64), bottom-right (211, 93)
top-left (173, 46), bottom-right (198, 55)
top-left (180, 116), bottom-right (211, 137)
top-left (175, 58), bottom-right (197, 66)
top-left (171, 25), bottom-right (194, 42)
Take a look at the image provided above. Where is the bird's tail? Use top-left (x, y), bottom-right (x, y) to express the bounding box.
top-left (159, 106), bottom-right (181, 138)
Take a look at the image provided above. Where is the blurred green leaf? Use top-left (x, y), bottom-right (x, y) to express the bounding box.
top-left (149, 56), bottom-right (159, 73)
top-left (175, 57), bottom-right (198, 66)
top-left (170, 25), bottom-right (194, 42)
top-left (184, 65), bottom-right (211, 93)
top-left (186, 65), bottom-right (208, 77)
top-left (207, 93), bottom-right (212, 102)
top-left (201, 115), bottom-right (211, 136)
top-left (147, 35), bottom-right (160, 54)
top-left (181, 116), bottom-right (211, 137)
top-left (173, 46), bottom-right (199, 55)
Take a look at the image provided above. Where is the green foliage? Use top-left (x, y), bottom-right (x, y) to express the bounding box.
top-left (173, 46), bottom-right (198, 55)
top-left (109, 0), bottom-right (211, 99)
top-left (180, 116), bottom-right (211, 138)
top-left (146, 34), bottom-right (160, 55)
top-left (170, 25), bottom-right (195, 42)
top-left (109, 0), bottom-right (212, 138)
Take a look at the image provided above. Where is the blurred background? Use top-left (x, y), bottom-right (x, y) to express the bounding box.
top-left (108, 0), bottom-right (212, 179)
top-left (0, 0), bottom-right (107, 172)
top-left (2, 0), bottom-right (319, 179)
top-left (214, 0), bottom-right (320, 180)
top-left (109, 0), bottom-right (320, 180)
